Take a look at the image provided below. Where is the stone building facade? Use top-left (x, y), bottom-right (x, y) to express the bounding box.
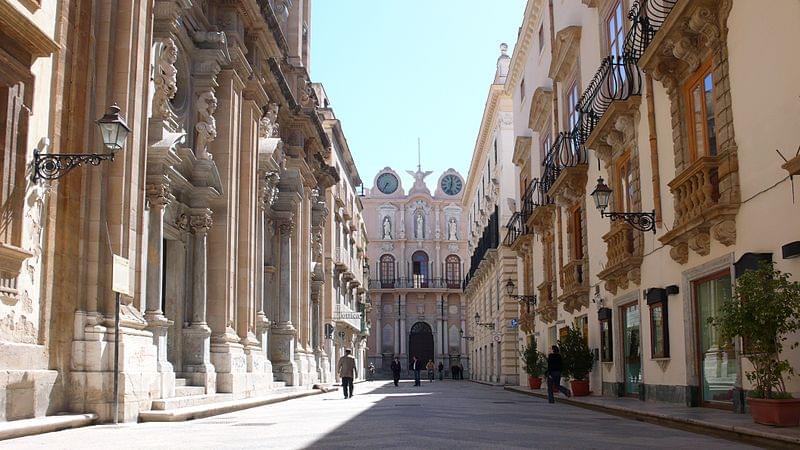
top-left (363, 166), bottom-right (469, 375)
top-left (461, 45), bottom-right (521, 386)
top-left (503, 0), bottom-right (800, 413)
top-left (0, 0), bottom-right (361, 423)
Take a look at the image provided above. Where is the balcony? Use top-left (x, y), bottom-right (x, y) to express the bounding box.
top-left (623, 0), bottom-right (677, 61)
top-left (659, 155), bottom-right (738, 263)
top-left (542, 131), bottom-right (589, 206)
top-left (526, 179), bottom-right (556, 235)
top-left (333, 247), bottom-right (349, 271)
top-left (503, 212), bottom-right (529, 250)
top-left (367, 277), bottom-right (462, 291)
top-left (597, 221), bottom-right (642, 295)
top-left (334, 303), bottom-right (362, 331)
top-left (558, 259), bottom-right (589, 313)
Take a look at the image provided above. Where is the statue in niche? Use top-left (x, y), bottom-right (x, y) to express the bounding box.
top-left (415, 211), bottom-right (424, 239)
top-left (448, 218), bottom-right (458, 241)
top-left (382, 216), bottom-right (392, 240)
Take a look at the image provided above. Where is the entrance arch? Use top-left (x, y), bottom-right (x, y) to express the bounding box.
top-left (408, 321), bottom-right (434, 366)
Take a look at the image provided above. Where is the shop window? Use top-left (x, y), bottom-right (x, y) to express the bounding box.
top-left (649, 300), bottom-right (669, 358)
top-left (684, 59), bottom-right (717, 160)
top-left (598, 308), bottom-right (613, 362)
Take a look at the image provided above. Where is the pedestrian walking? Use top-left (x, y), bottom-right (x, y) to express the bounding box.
top-left (390, 357), bottom-right (402, 387)
top-left (410, 356), bottom-right (422, 386)
top-left (367, 362), bottom-right (375, 382)
top-left (451, 364), bottom-right (458, 380)
top-left (337, 349), bottom-right (358, 399)
top-left (457, 363), bottom-right (464, 380)
top-left (426, 359), bottom-right (435, 383)
top-left (438, 361), bottom-right (444, 381)
top-left (546, 345), bottom-right (572, 403)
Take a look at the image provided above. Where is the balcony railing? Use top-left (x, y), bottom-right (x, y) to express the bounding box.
top-left (670, 156), bottom-right (721, 228)
top-left (503, 212), bottom-right (528, 247)
top-left (368, 277), bottom-right (463, 290)
top-left (576, 55), bottom-right (643, 139)
top-left (623, 0), bottom-right (678, 61)
top-left (465, 208), bottom-right (500, 288)
top-left (541, 130), bottom-right (587, 194)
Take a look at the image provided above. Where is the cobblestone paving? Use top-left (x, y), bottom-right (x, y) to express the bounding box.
top-left (1, 380), bottom-right (758, 449)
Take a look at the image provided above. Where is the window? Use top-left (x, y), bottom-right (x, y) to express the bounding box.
top-left (684, 59), bottom-right (717, 160)
top-left (615, 151), bottom-right (635, 213)
top-left (540, 133), bottom-right (551, 166)
top-left (607, 0), bottom-right (625, 59)
top-left (379, 254), bottom-right (395, 288)
top-left (649, 300), bottom-right (669, 358)
top-left (493, 139), bottom-right (498, 164)
top-left (599, 308), bottom-right (613, 362)
top-left (520, 78), bottom-right (526, 101)
top-left (576, 315), bottom-right (589, 345)
top-left (570, 205), bottom-right (584, 260)
top-left (411, 251), bottom-right (429, 288)
top-left (566, 83), bottom-right (580, 131)
top-left (445, 255), bottom-right (461, 288)
top-left (548, 325), bottom-right (557, 348)
top-left (538, 22), bottom-right (545, 53)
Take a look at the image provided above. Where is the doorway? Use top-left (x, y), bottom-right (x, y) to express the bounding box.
top-left (622, 302), bottom-right (641, 396)
top-left (411, 251), bottom-right (429, 288)
top-left (694, 272), bottom-right (736, 407)
top-left (408, 322), bottom-right (434, 368)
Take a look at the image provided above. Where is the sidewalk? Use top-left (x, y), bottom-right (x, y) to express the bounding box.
top-left (505, 385), bottom-right (800, 448)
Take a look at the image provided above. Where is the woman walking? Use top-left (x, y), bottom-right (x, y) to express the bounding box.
top-left (426, 359), bottom-right (435, 383)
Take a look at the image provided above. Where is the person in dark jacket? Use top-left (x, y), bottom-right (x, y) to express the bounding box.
top-left (438, 361), bottom-right (444, 381)
top-left (390, 357), bottom-right (402, 387)
top-left (410, 356), bottom-right (422, 386)
top-left (546, 345), bottom-right (572, 403)
top-left (451, 364), bottom-right (458, 380)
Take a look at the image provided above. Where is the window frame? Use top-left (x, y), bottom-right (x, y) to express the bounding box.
top-left (599, 307), bottom-right (613, 362)
top-left (614, 150), bottom-right (634, 213)
top-left (605, 0), bottom-right (626, 59)
top-left (682, 58), bottom-right (716, 161)
top-left (570, 204), bottom-right (584, 260)
top-left (647, 297), bottom-right (670, 359)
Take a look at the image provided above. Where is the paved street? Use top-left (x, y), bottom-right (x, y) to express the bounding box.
top-left (2, 380), bottom-right (755, 449)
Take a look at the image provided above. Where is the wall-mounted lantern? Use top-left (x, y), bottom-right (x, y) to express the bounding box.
top-left (590, 177), bottom-right (656, 234)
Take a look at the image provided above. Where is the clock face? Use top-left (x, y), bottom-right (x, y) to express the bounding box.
top-left (440, 174), bottom-right (463, 196)
top-left (376, 173), bottom-right (399, 194)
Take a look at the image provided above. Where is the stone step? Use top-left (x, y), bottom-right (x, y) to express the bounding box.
top-left (151, 393), bottom-right (234, 411)
top-left (175, 378), bottom-right (188, 387)
top-left (175, 386), bottom-right (206, 397)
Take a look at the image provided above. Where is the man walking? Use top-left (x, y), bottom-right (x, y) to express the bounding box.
top-left (438, 361), bottom-right (444, 381)
top-left (546, 345), bottom-right (572, 403)
top-left (337, 349), bottom-right (358, 399)
top-left (390, 356), bottom-right (402, 387)
top-left (410, 355), bottom-right (422, 386)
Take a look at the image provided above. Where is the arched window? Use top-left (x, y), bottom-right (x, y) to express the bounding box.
top-left (445, 255), bottom-right (461, 288)
top-left (380, 254), bottom-right (395, 288)
top-left (411, 251), bottom-right (429, 288)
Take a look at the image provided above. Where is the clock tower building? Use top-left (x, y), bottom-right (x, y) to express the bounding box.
top-left (363, 166), bottom-right (469, 376)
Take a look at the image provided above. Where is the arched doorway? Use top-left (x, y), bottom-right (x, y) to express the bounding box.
top-left (408, 321), bottom-right (434, 367)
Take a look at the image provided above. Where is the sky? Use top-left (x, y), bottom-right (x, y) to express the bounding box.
top-left (311, 0), bottom-right (527, 191)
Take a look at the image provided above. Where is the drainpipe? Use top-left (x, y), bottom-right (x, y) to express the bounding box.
top-left (645, 74), bottom-right (663, 227)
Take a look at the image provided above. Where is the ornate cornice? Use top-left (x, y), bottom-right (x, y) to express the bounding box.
top-left (548, 26), bottom-right (582, 82)
top-left (512, 136), bottom-right (532, 167)
top-left (463, 85), bottom-right (510, 207)
top-left (528, 87), bottom-right (553, 133)
top-left (504, 0), bottom-right (547, 94)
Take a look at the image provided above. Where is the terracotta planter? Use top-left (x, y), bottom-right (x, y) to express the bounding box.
top-left (748, 397), bottom-right (800, 427)
top-left (570, 379), bottom-right (590, 397)
top-left (528, 376), bottom-right (542, 389)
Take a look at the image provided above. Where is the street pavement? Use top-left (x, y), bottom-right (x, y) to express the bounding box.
top-left (1, 380), bottom-right (757, 449)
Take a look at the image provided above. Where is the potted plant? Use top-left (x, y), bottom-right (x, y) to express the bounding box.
top-left (710, 261), bottom-right (800, 426)
top-left (560, 326), bottom-right (594, 396)
top-left (520, 340), bottom-right (546, 389)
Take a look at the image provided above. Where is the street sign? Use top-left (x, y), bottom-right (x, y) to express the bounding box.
top-left (493, 334), bottom-right (501, 343)
top-left (112, 254), bottom-right (131, 296)
top-left (510, 318), bottom-right (518, 328)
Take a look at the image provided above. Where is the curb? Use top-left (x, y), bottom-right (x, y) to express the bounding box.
top-left (139, 387), bottom-right (336, 423)
top-left (504, 386), bottom-right (800, 448)
top-left (0, 414), bottom-right (97, 441)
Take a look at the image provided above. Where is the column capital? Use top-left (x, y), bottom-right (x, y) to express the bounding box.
top-left (190, 210), bottom-right (213, 235)
top-left (146, 183), bottom-right (172, 207)
top-left (278, 220), bottom-right (295, 236)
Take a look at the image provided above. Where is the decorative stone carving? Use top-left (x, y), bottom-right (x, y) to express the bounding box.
top-left (711, 219), bottom-right (736, 246)
top-left (414, 211), bottom-right (424, 239)
top-left (195, 90), bottom-right (218, 160)
top-left (688, 7), bottom-right (720, 47)
top-left (259, 103), bottom-right (280, 139)
top-left (382, 216), bottom-right (392, 240)
top-left (299, 80), bottom-right (318, 108)
top-left (190, 213), bottom-right (213, 235)
top-left (261, 171), bottom-right (280, 209)
top-left (146, 184), bottom-right (171, 207)
top-left (380, 242), bottom-right (393, 252)
top-left (448, 218), bottom-right (458, 241)
top-left (670, 242), bottom-right (689, 264)
top-left (688, 231), bottom-right (711, 256)
top-left (278, 221), bottom-right (295, 235)
top-left (152, 38), bottom-right (178, 120)
top-left (175, 213), bottom-right (190, 231)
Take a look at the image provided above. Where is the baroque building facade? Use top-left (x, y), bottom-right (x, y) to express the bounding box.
top-left (363, 166), bottom-right (469, 375)
top-left (502, 0), bottom-right (800, 413)
top-left (0, 0), bottom-right (366, 423)
top-left (461, 44), bottom-right (521, 386)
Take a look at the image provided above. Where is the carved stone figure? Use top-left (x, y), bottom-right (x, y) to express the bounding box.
top-left (382, 216), bottom-right (392, 240)
top-left (152, 38), bottom-right (178, 119)
top-left (448, 218), bottom-right (458, 241)
top-left (195, 90), bottom-right (218, 160)
top-left (415, 212), bottom-right (424, 239)
top-left (259, 103), bottom-right (280, 139)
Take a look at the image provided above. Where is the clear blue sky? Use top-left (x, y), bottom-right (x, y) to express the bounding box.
top-left (311, 0), bottom-right (527, 191)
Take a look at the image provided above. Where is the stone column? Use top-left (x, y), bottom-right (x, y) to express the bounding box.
top-left (399, 294), bottom-right (407, 355)
top-left (443, 296), bottom-right (449, 357)
top-left (460, 296), bottom-right (467, 355)
top-left (436, 297), bottom-right (443, 358)
top-left (271, 219), bottom-right (298, 384)
top-left (144, 184), bottom-right (175, 398)
top-left (183, 210), bottom-right (216, 392)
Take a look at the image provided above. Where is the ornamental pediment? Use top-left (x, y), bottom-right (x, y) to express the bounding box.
top-left (548, 26), bottom-right (582, 82)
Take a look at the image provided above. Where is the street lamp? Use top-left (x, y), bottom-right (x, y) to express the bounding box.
top-left (32, 104), bottom-right (130, 182)
top-left (590, 177), bottom-right (656, 233)
top-left (474, 312), bottom-right (495, 330)
top-left (504, 279), bottom-right (536, 306)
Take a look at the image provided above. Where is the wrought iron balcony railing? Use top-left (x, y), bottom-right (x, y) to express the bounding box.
top-left (576, 54), bottom-right (643, 138)
top-left (540, 130), bottom-right (587, 194)
top-left (503, 212), bottom-right (528, 247)
top-left (623, 0), bottom-right (678, 61)
top-left (368, 277), bottom-right (463, 290)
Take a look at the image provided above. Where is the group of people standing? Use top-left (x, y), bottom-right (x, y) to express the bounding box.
top-left (388, 356), bottom-right (465, 386)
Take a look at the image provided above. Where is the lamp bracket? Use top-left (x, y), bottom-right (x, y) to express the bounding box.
top-left (32, 149), bottom-right (115, 182)
top-left (600, 209), bottom-right (656, 233)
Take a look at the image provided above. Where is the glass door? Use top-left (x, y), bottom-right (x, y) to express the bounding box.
top-left (622, 303), bottom-right (641, 396)
top-left (695, 273), bottom-right (736, 406)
